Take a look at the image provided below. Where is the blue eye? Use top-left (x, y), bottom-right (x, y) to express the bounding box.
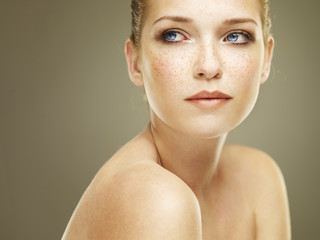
top-left (165, 31), bottom-right (178, 41)
top-left (227, 33), bottom-right (239, 42)
top-left (161, 30), bottom-right (186, 42)
top-left (224, 31), bottom-right (252, 44)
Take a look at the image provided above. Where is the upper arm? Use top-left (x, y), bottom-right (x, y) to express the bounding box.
top-left (63, 164), bottom-right (202, 240)
top-left (254, 154), bottom-right (291, 240)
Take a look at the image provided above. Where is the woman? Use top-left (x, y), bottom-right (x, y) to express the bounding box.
top-left (63, 0), bottom-right (291, 239)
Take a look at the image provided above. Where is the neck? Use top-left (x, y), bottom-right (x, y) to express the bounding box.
top-left (149, 116), bottom-right (227, 196)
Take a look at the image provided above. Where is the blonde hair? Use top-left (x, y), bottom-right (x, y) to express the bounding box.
top-left (260, 0), bottom-right (272, 44)
top-left (130, 0), bottom-right (147, 47)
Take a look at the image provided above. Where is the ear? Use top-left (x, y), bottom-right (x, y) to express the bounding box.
top-left (124, 39), bottom-right (144, 87)
top-left (260, 36), bottom-right (274, 84)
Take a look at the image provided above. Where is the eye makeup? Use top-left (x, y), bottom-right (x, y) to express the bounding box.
top-left (222, 30), bottom-right (255, 45)
top-left (159, 29), bottom-right (190, 43)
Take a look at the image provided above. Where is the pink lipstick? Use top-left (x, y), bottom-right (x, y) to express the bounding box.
top-left (185, 90), bottom-right (232, 109)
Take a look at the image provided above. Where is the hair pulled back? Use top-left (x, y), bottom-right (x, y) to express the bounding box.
top-left (130, 0), bottom-right (147, 47)
top-left (130, 0), bottom-right (272, 47)
top-left (261, 0), bottom-right (272, 44)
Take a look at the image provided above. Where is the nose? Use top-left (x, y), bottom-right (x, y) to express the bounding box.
top-left (193, 43), bottom-right (223, 80)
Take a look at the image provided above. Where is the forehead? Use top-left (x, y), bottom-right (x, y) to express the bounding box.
top-left (145, 0), bottom-right (262, 26)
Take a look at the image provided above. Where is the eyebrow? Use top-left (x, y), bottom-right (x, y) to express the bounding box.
top-left (153, 16), bottom-right (193, 25)
top-left (153, 16), bottom-right (258, 27)
top-left (222, 17), bottom-right (258, 26)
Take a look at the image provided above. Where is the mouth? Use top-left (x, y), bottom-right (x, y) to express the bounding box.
top-left (185, 90), bottom-right (233, 109)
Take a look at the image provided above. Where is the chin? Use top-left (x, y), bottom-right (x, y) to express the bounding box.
top-left (152, 107), bottom-right (252, 140)
top-left (173, 121), bottom-right (231, 140)
top-left (178, 113), bottom-right (254, 140)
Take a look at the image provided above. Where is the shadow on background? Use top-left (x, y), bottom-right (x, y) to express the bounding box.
top-left (1, 0), bottom-right (319, 239)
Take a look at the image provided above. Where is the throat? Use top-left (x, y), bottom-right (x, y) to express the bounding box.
top-left (148, 122), bottom-right (227, 194)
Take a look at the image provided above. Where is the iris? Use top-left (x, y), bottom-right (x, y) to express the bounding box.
top-left (227, 33), bottom-right (239, 42)
top-left (165, 31), bottom-right (177, 41)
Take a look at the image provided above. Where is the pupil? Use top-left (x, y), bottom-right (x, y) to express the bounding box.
top-left (227, 33), bottom-right (238, 42)
top-left (166, 32), bottom-right (177, 41)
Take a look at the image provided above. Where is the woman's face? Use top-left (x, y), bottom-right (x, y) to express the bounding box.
top-left (126, 0), bottom-right (273, 138)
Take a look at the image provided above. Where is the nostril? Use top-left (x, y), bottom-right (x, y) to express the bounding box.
top-left (196, 71), bottom-right (222, 80)
top-left (194, 53), bottom-right (223, 80)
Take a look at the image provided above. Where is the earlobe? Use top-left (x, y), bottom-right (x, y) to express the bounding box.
top-left (260, 37), bottom-right (274, 84)
top-left (125, 39), bottom-right (144, 87)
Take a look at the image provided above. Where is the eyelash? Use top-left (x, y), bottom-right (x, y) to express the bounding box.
top-left (159, 29), bottom-right (254, 44)
top-left (223, 30), bottom-right (254, 45)
top-left (160, 29), bottom-right (188, 43)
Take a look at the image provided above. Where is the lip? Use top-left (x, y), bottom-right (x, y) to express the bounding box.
top-left (185, 90), bottom-right (233, 109)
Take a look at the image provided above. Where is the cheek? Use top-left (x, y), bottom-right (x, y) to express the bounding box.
top-left (141, 48), bottom-right (195, 125)
top-left (145, 48), bottom-right (194, 92)
top-left (222, 50), bottom-right (263, 121)
top-left (223, 51), bottom-right (262, 92)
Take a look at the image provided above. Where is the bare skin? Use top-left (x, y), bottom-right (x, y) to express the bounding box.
top-left (62, 125), bottom-right (290, 240)
top-left (63, 0), bottom-right (290, 238)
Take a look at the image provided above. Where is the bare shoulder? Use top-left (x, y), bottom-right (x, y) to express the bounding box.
top-left (221, 144), bottom-right (287, 205)
top-left (223, 144), bottom-right (275, 162)
top-left (222, 144), bottom-right (283, 181)
top-left (63, 138), bottom-right (201, 239)
top-left (222, 145), bottom-right (291, 240)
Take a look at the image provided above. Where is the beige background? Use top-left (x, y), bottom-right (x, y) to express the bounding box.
top-left (1, 0), bottom-right (319, 239)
